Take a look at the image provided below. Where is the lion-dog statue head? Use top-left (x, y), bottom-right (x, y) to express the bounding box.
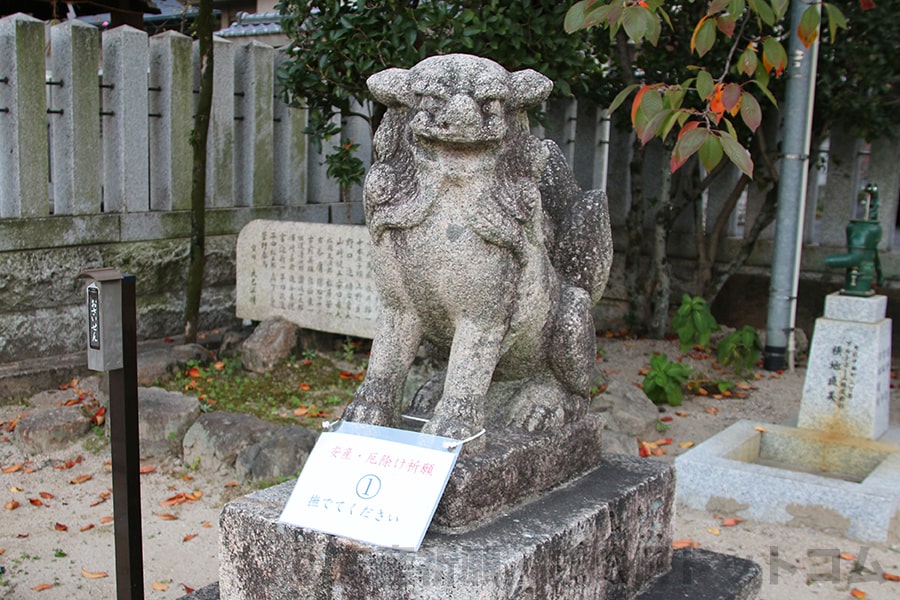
top-left (342, 54), bottom-right (612, 453)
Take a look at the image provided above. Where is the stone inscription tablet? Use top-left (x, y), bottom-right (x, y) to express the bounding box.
top-left (236, 220), bottom-right (379, 338)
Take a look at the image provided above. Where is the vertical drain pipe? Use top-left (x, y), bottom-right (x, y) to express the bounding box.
top-left (764, 0), bottom-right (821, 371)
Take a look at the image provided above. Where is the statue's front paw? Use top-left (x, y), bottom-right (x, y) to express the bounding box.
top-left (507, 392), bottom-right (566, 432)
top-left (342, 399), bottom-right (395, 427)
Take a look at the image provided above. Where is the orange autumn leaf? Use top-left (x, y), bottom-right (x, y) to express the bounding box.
top-left (839, 552), bottom-right (856, 561)
top-left (638, 442), bottom-right (652, 458)
top-left (202, 521), bottom-right (213, 529)
top-left (55, 522), bottom-right (68, 531)
top-left (2, 462), bottom-right (25, 474)
top-left (294, 406), bottom-right (309, 417)
top-left (754, 426), bottom-right (768, 433)
top-left (100, 516), bottom-right (114, 524)
top-left (705, 406), bottom-right (721, 415)
top-left (139, 465), bottom-right (157, 474)
top-left (651, 448), bottom-right (667, 456)
top-left (80, 523), bottom-right (95, 532)
top-left (660, 415), bottom-right (674, 422)
top-left (721, 517), bottom-right (743, 527)
top-left (298, 383), bottom-right (311, 391)
top-left (672, 539), bottom-right (694, 550)
top-left (679, 441), bottom-right (695, 449)
top-left (28, 498), bottom-right (43, 507)
top-left (655, 438), bottom-right (673, 446)
top-left (675, 411), bottom-right (688, 417)
top-left (153, 581), bottom-right (169, 591)
top-left (4, 500), bottom-right (19, 511)
top-left (339, 371), bottom-right (355, 380)
top-left (32, 583), bottom-right (54, 592)
top-left (224, 481), bottom-right (240, 488)
top-left (156, 513), bottom-right (179, 520)
top-left (81, 568), bottom-right (108, 579)
top-left (39, 491), bottom-right (54, 499)
top-left (182, 584), bottom-right (196, 594)
top-left (883, 572), bottom-right (900, 581)
top-left (213, 361), bottom-right (226, 371)
top-left (70, 474), bottom-right (92, 485)
top-left (187, 367), bottom-right (201, 378)
top-left (183, 533), bottom-right (198, 542)
top-left (850, 589), bottom-right (866, 599)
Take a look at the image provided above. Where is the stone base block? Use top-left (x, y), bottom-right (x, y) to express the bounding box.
top-left (219, 454), bottom-right (675, 600)
top-left (433, 414), bottom-right (604, 530)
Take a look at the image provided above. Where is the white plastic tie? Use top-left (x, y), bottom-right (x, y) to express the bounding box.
top-left (443, 429), bottom-right (486, 451)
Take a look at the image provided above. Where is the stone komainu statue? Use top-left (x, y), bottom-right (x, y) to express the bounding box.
top-left (342, 54), bottom-right (613, 451)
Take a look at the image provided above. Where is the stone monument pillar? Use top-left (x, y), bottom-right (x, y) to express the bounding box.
top-left (798, 293), bottom-right (891, 439)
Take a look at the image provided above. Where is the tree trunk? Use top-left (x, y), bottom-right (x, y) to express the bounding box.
top-left (183, 0), bottom-right (214, 343)
top-left (624, 137), bottom-right (647, 327)
top-left (649, 159), bottom-right (673, 338)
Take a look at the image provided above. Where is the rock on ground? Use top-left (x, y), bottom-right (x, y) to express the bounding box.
top-left (138, 387), bottom-right (201, 459)
top-left (241, 318), bottom-right (299, 373)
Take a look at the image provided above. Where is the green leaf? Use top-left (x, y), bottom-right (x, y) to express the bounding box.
top-left (608, 83), bottom-right (640, 114)
top-left (693, 17), bottom-right (717, 57)
top-left (664, 87), bottom-right (687, 110)
top-left (640, 88), bottom-right (664, 118)
top-left (798, 5), bottom-right (820, 49)
top-left (739, 91), bottom-right (762, 132)
top-left (671, 127), bottom-right (708, 172)
top-left (751, 78), bottom-right (777, 106)
top-left (698, 135), bottom-right (724, 173)
top-left (823, 2), bottom-right (847, 44)
top-left (749, 0), bottom-right (776, 27)
top-left (622, 6), bottom-right (648, 44)
top-left (563, 1), bottom-right (588, 33)
top-left (770, 0), bottom-right (789, 20)
top-left (696, 70), bottom-right (715, 101)
top-left (641, 109), bottom-right (673, 145)
top-left (719, 133), bottom-right (754, 178)
top-left (738, 47), bottom-right (758, 77)
top-left (762, 37), bottom-right (787, 74)
top-left (728, 0), bottom-right (746, 16)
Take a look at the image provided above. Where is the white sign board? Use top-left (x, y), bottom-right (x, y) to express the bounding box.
top-left (279, 422), bottom-right (461, 551)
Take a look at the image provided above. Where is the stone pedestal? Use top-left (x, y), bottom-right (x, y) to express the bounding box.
top-left (219, 455), bottom-right (676, 600)
top-left (798, 293), bottom-right (891, 439)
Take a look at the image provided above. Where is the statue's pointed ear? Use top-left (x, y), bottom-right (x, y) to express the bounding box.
top-left (508, 69), bottom-right (553, 109)
top-left (367, 68), bottom-right (413, 107)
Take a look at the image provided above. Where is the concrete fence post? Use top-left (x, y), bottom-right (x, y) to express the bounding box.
top-left (198, 36), bottom-right (235, 208)
top-left (50, 19), bottom-right (101, 216)
top-left (102, 25), bottom-right (150, 213)
top-left (273, 53), bottom-right (308, 206)
top-left (0, 13), bottom-right (50, 218)
top-left (233, 40), bottom-right (275, 207)
top-left (149, 30), bottom-right (193, 211)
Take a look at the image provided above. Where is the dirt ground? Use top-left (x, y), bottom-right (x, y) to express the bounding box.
top-left (1, 336), bottom-right (899, 599)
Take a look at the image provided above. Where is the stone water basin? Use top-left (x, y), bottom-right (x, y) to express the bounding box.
top-left (675, 420), bottom-right (900, 542)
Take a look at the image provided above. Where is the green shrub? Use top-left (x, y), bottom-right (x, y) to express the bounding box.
top-left (671, 294), bottom-right (719, 352)
top-left (642, 353), bottom-right (695, 406)
top-left (717, 325), bottom-right (762, 376)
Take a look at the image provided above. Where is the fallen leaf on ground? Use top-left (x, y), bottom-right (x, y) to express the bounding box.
top-left (80, 524), bottom-right (95, 532)
top-left (153, 581), bottom-right (169, 591)
top-left (679, 441), bottom-right (695, 449)
top-left (675, 411), bottom-right (688, 417)
top-left (32, 583), bottom-right (54, 592)
top-left (139, 465), bottom-right (157, 474)
top-left (213, 361), bottom-right (225, 371)
top-left (202, 521), bottom-right (213, 529)
top-left (883, 572), bottom-right (900, 581)
top-left (22, 467), bottom-right (35, 474)
top-left (754, 426), bottom-right (768, 433)
top-left (651, 448), bottom-right (667, 456)
top-left (850, 589), bottom-right (866, 598)
top-left (9, 486), bottom-right (23, 493)
top-left (39, 491), bottom-right (54, 499)
top-left (156, 513), bottom-right (179, 520)
top-left (100, 516), bottom-right (114, 524)
top-left (721, 517), bottom-right (743, 527)
top-left (660, 415), bottom-right (674, 422)
top-left (70, 474), bottom-right (92, 485)
top-left (707, 528), bottom-right (720, 535)
top-left (654, 438), bottom-right (673, 446)
top-left (182, 584), bottom-right (196, 594)
top-left (839, 552), bottom-right (856, 561)
top-left (705, 406), bottom-right (721, 415)
top-left (54, 522), bottom-right (68, 531)
top-left (81, 568), bottom-right (108, 579)
top-left (672, 539), bottom-right (695, 550)
top-left (294, 406), bottom-right (308, 417)
top-left (183, 533), bottom-right (198, 542)
top-left (4, 500), bottom-right (19, 510)
top-left (28, 498), bottom-right (43, 506)
top-left (298, 383), bottom-right (311, 391)
top-left (0, 549), bottom-right (4, 555)
top-left (224, 481), bottom-right (239, 488)
top-left (2, 462), bottom-right (24, 474)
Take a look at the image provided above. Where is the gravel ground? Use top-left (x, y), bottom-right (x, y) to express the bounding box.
top-left (1, 335), bottom-right (898, 599)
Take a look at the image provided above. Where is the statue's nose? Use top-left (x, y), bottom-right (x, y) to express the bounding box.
top-left (438, 94), bottom-right (481, 129)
